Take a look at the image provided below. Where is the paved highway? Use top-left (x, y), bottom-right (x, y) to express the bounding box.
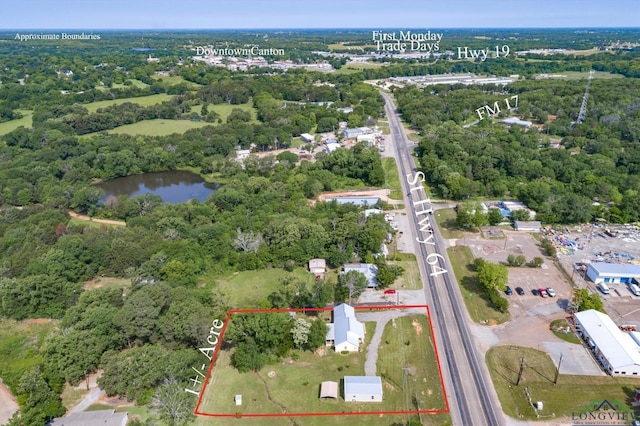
top-left (381, 91), bottom-right (505, 426)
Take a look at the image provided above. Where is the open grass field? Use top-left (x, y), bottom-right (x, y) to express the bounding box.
top-left (376, 315), bottom-right (449, 424)
top-left (152, 74), bottom-right (201, 88)
top-left (447, 246), bottom-right (510, 325)
top-left (486, 345), bottom-right (640, 421)
top-left (0, 110), bottom-right (33, 136)
top-left (212, 268), bottom-right (315, 308)
top-left (389, 253), bottom-right (423, 290)
top-left (198, 310), bottom-right (448, 425)
top-left (382, 158), bottom-right (403, 201)
top-left (434, 208), bottom-right (466, 240)
top-left (0, 319), bottom-right (58, 388)
top-left (190, 101), bottom-right (257, 123)
top-left (83, 93), bottom-right (173, 113)
top-left (102, 119), bottom-right (212, 136)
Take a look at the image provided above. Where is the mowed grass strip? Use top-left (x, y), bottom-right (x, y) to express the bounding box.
top-left (382, 158), bottom-right (403, 201)
top-left (389, 253), bottom-right (423, 290)
top-left (0, 110), bottom-right (33, 136)
top-left (447, 246), bottom-right (510, 325)
top-left (377, 314), bottom-right (447, 414)
top-left (487, 345), bottom-right (640, 421)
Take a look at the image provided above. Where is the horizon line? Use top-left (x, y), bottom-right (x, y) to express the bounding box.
top-left (3, 26), bottom-right (640, 31)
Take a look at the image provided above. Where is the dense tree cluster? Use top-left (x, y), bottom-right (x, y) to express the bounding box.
top-left (398, 78), bottom-right (640, 224)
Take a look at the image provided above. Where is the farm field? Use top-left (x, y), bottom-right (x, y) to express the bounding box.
top-left (197, 308), bottom-right (448, 425)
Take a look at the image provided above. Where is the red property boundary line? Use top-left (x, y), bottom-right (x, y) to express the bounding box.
top-left (194, 304), bottom-right (450, 418)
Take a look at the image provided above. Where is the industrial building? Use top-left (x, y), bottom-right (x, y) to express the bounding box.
top-left (586, 263), bottom-right (640, 285)
top-left (575, 310), bottom-right (640, 376)
top-left (344, 376), bottom-right (383, 402)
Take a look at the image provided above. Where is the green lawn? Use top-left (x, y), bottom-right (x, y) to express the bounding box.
top-left (549, 318), bottom-right (581, 344)
top-left (83, 93), bottom-right (173, 113)
top-left (434, 208), bottom-right (466, 240)
top-left (377, 315), bottom-right (449, 422)
top-left (381, 158), bottom-right (403, 201)
top-left (212, 268), bottom-right (315, 308)
top-left (389, 253), bottom-right (423, 290)
top-left (0, 110), bottom-right (33, 136)
top-left (447, 246), bottom-right (510, 325)
top-left (487, 345), bottom-right (640, 421)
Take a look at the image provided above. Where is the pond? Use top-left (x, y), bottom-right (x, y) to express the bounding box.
top-left (96, 170), bottom-right (218, 204)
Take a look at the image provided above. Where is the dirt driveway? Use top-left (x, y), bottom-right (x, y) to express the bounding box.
top-left (0, 381), bottom-right (18, 426)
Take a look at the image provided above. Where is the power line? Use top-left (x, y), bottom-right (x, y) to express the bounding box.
top-left (576, 70), bottom-right (594, 124)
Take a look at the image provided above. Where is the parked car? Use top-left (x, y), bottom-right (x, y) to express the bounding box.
top-left (532, 288), bottom-right (539, 296)
top-left (505, 286), bottom-right (513, 295)
top-left (515, 287), bottom-right (525, 295)
top-left (538, 288), bottom-right (548, 297)
top-left (546, 287), bottom-right (556, 297)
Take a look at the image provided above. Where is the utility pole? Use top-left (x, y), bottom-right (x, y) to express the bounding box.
top-left (516, 357), bottom-right (525, 386)
top-left (554, 354), bottom-right (564, 384)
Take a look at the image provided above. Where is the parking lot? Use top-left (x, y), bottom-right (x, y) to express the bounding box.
top-left (551, 223), bottom-right (640, 326)
top-left (455, 229), bottom-right (609, 376)
top-left (462, 229), bottom-right (574, 305)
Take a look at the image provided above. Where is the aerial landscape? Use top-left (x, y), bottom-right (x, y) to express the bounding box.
top-left (1, 1), bottom-right (640, 425)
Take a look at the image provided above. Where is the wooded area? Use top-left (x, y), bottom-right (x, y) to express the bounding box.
top-left (0, 28), bottom-right (638, 425)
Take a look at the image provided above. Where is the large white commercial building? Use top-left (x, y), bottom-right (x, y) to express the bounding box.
top-left (586, 262), bottom-right (640, 285)
top-left (575, 309), bottom-right (640, 376)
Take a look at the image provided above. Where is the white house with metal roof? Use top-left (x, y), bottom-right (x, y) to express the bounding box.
top-left (344, 376), bottom-right (383, 402)
top-left (575, 309), bottom-right (640, 376)
top-left (326, 303), bottom-right (364, 352)
top-left (586, 262), bottom-right (640, 285)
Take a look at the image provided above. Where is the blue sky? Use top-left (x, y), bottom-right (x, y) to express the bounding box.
top-left (1, 0), bottom-right (638, 29)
